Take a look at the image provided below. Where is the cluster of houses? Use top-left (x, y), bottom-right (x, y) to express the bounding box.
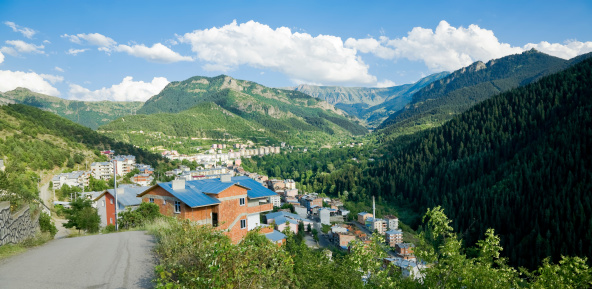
top-left (160, 145), bottom-right (282, 164)
top-left (52, 155), bottom-right (155, 190)
top-left (86, 174), bottom-right (286, 245)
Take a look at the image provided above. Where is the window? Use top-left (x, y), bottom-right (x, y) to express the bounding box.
top-left (239, 198), bottom-right (245, 206)
top-left (110, 199), bottom-right (113, 205)
top-left (240, 219), bottom-right (246, 229)
top-left (149, 198), bottom-right (154, 203)
top-left (174, 201), bottom-right (181, 213)
top-left (102, 200), bottom-right (105, 207)
top-left (110, 218), bottom-right (113, 224)
top-left (163, 199), bottom-right (166, 205)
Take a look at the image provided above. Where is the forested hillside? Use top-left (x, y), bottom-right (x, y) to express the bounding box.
top-left (0, 104), bottom-right (164, 208)
top-left (378, 50), bottom-right (589, 139)
top-left (243, 57), bottom-right (592, 269)
top-left (0, 88), bottom-right (143, 129)
top-left (108, 75), bottom-right (367, 147)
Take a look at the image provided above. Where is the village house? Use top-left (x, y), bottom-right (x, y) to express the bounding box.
top-left (112, 155), bottom-right (136, 176)
top-left (91, 162), bottom-right (113, 180)
top-left (131, 173), bottom-right (154, 186)
top-left (366, 218), bottom-right (387, 235)
top-left (357, 212), bottom-right (373, 224)
top-left (396, 243), bottom-right (416, 260)
top-left (92, 186), bottom-right (148, 228)
top-left (52, 171), bottom-right (90, 190)
top-left (384, 215), bottom-right (399, 230)
top-left (137, 175), bottom-right (277, 243)
top-left (385, 229), bottom-right (403, 247)
top-left (265, 211), bottom-right (313, 234)
top-left (135, 164), bottom-right (154, 175)
top-left (383, 257), bottom-right (425, 280)
top-left (300, 194), bottom-right (323, 211)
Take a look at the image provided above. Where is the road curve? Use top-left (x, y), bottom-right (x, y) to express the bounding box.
top-left (0, 231), bottom-right (155, 289)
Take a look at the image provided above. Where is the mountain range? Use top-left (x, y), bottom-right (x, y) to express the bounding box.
top-left (377, 49), bottom-right (592, 138)
top-left (98, 75), bottom-right (367, 150)
top-left (293, 72), bottom-right (449, 127)
top-left (0, 88), bottom-right (143, 130)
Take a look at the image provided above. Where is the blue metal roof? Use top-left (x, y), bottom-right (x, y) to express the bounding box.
top-left (107, 186), bottom-right (149, 207)
top-left (152, 176), bottom-right (277, 208)
top-left (386, 229), bottom-right (403, 235)
top-left (265, 230), bottom-right (286, 242)
top-left (158, 182), bottom-right (221, 208)
top-left (232, 176), bottom-right (278, 199)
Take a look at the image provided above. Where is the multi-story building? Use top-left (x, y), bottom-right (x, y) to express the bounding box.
top-left (112, 155), bottom-right (136, 176)
top-left (138, 175), bottom-right (277, 243)
top-left (269, 195), bottom-right (281, 207)
top-left (396, 243), bottom-right (416, 260)
top-left (385, 229), bottom-right (403, 247)
top-left (91, 162), bottom-right (113, 180)
top-left (52, 171), bottom-right (90, 190)
top-left (301, 195), bottom-right (323, 211)
top-left (384, 215), bottom-right (399, 230)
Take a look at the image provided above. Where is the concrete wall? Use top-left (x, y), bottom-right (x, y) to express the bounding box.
top-left (0, 201), bottom-right (39, 246)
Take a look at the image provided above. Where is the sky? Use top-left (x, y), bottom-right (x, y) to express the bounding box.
top-left (0, 0), bottom-right (591, 102)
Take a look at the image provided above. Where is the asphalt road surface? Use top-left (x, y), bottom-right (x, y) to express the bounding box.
top-left (0, 231), bottom-right (155, 289)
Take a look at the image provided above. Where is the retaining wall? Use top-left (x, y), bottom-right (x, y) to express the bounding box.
top-left (0, 201), bottom-right (40, 246)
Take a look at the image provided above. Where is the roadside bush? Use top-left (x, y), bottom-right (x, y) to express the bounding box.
top-left (38, 212), bottom-right (57, 237)
top-left (102, 224), bottom-right (116, 233)
top-left (118, 202), bottom-right (161, 229)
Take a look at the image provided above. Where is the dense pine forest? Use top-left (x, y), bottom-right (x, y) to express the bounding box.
top-left (244, 57), bottom-right (592, 269)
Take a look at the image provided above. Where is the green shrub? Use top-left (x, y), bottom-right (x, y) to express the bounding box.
top-left (38, 212), bottom-right (57, 237)
top-left (102, 224), bottom-right (116, 233)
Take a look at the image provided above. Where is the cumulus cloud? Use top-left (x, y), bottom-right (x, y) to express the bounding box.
top-left (113, 43), bottom-right (193, 63)
top-left (1, 40), bottom-right (45, 55)
top-left (66, 48), bottom-right (89, 55)
top-left (376, 79), bottom-right (396, 88)
top-left (0, 70), bottom-right (60, 96)
top-left (348, 21), bottom-right (592, 73)
top-left (68, 76), bottom-right (169, 101)
top-left (524, 40), bottom-right (592, 59)
top-left (0, 51), bottom-right (4, 64)
top-left (179, 20), bottom-right (377, 86)
top-left (40, 74), bottom-right (64, 84)
top-left (345, 36), bottom-right (395, 59)
top-left (4, 21), bottom-right (36, 39)
top-left (62, 33), bottom-right (117, 48)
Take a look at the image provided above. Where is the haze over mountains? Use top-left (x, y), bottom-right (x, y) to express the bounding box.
top-left (293, 72), bottom-right (449, 127)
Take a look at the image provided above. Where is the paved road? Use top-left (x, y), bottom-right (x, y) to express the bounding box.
top-left (0, 231), bottom-right (155, 289)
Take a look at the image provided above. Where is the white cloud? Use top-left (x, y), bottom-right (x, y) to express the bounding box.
top-left (4, 21), bottom-right (36, 39)
top-left (66, 48), bottom-right (89, 55)
top-left (2, 40), bottom-right (45, 55)
top-left (43, 40), bottom-right (51, 44)
top-left (349, 21), bottom-right (592, 73)
top-left (524, 40), bottom-right (592, 59)
top-left (376, 79), bottom-right (396, 88)
top-left (113, 43), bottom-right (193, 63)
top-left (179, 20), bottom-right (377, 86)
top-left (345, 36), bottom-right (395, 59)
top-left (68, 76), bottom-right (169, 101)
top-left (0, 51), bottom-right (4, 64)
top-left (0, 70), bottom-right (60, 96)
top-left (62, 33), bottom-right (116, 48)
top-left (54, 66), bottom-right (64, 72)
top-left (40, 74), bottom-right (64, 84)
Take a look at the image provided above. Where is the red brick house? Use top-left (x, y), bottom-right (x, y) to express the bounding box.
top-left (137, 175), bottom-right (277, 243)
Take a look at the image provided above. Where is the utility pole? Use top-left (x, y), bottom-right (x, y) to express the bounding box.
top-left (114, 158), bottom-right (118, 231)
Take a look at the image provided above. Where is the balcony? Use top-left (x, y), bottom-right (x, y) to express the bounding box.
top-left (247, 203), bottom-right (273, 214)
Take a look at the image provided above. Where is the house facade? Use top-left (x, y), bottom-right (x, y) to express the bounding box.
top-left (138, 176), bottom-right (276, 243)
top-left (357, 212), bottom-right (373, 224)
top-left (385, 229), bottom-right (403, 247)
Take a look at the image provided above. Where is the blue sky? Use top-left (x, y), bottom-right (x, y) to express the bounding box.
top-left (1, 0), bottom-right (591, 101)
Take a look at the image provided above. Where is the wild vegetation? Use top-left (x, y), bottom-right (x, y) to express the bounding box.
top-left (147, 207), bottom-right (592, 288)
